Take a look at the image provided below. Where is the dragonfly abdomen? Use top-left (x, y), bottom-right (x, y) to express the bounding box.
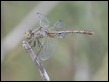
top-left (45, 30), bottom-right (94, 39)
top-left (71, 30), bottom-right (94, 35)
top-left (57, 30), bottom-right (94, 35)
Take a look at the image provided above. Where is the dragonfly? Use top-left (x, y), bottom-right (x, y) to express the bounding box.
top-left (24, 12), bottom-right (94, 61)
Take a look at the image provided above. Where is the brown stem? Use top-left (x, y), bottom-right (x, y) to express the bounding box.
top-left (22, 40), bottom-right (50, 81)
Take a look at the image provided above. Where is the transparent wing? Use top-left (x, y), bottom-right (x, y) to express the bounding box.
top-left (36, 13), bottom-right (50, 28)
top-left (38, 37), bottom-right (57, 61)
top-left (51, 20), bottom-right (65, 31)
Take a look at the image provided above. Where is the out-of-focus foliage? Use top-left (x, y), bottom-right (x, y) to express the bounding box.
top-left (1, 1), bottom-right (39, 38)
top-left (1, 1), bottom-right (108, 81)
top-left (93, 53), bottom-right (108, 81)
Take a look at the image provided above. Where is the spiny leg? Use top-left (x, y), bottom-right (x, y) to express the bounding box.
top-left (36, 38), bottom-right (43, 56)
top-left (25, 38), bottom-right (36, 50)
top-left (30, 39), bottom-right (36, 48)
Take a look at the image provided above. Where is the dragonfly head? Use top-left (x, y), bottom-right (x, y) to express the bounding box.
top-left (24, 30), bottom-right (33, 39)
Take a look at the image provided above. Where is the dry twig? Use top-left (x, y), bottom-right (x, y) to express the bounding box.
top-left (22, 40), bottom-right (50, 81)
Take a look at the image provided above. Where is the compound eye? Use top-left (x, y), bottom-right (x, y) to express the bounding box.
top-left (24, 32), bottom-right (30, 38)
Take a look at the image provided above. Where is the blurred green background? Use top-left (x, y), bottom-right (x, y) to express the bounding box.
top-left (1, 1), bottom-right (108, 81)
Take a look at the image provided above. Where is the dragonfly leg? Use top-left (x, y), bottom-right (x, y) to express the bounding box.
top-left (35, 38), bottom-right (43, 55)
top-left (30, 39), bottom-right (36, 48)
top-left (25, 38), bottom-right (36, 50)
top-left (36, 38), bottom-right (43, 49)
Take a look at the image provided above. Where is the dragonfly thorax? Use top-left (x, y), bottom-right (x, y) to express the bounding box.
top-left (34, 27), bottom-right (47, 39)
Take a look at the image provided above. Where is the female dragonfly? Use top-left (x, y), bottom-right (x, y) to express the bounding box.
top-left (24, 12), bottom-right (94, 61)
